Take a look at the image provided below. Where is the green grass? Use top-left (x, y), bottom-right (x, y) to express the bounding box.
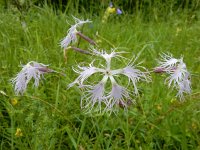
top-left (0, 3), bottom-right (200, 150)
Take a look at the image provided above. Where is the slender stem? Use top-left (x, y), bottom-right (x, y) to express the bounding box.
top-left (77, 117), bottom-right (86, 149)
top-left (63, 46), bottom-right (91, 63)
top-left (154, 67), bottom-right (166, 73)
top-left (71, 46), bottom-right (91, 55)
top-left (76, 32), bottom-right (97, 46)
top-left (11, 113), bottom-right (14, 150)
top-left (63, 47), bottom-right (71, 63)
top-left (96, 33), bottom-right (115, 48)
top-left (53, 81), bottom-right (60, 116)
top-left (36, 67), bottom-right (54, 73)
top-left (76, 25), bottom-right (84, 47)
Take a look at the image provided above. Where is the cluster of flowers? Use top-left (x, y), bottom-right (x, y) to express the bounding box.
top-left (11, 17), bottom-right (191, 113)
top-left (102, 2), bottom-right (122, 23)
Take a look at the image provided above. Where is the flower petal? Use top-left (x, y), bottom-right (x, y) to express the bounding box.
top-left (68, 63), bottom-right (105, 88)
top-left (61, 17), bottom-right (91, 49)
top-left (80, 76), bottom-right (108, 112)
top-left (11, 61), bottom-right (48, 95)
top-left (119, 65), bottom-right (150, 95)
top-left (106, 83), bottom-right (130, 108)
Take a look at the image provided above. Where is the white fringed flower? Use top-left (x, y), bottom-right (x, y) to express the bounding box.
top-left (11, 61), bottom-right (51, 95)
top-left (69, 49), bottom-right (150, 112)
top-left (158, 53), bottom-right (179, 71)
top-left (117, 64), bottom-right (151, 95)
top-left (157, 53), bottom-right (191, 99)
top-left (106, 76), bottom-right (131, 109)
top-left (81, 76), bottom-right (108, 112)
top-left (60, 17), bottom-right (91, 49)
top-left (177, 72), bottom-right (191, 99)
top-left (68, 63), bottom-right (105, 88)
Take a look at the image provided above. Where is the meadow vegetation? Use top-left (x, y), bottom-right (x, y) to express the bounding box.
top-left (0, 0), bottom-right (200, 149)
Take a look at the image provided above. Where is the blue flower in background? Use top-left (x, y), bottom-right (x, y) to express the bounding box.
top-left (109, 2), bottom-right (113, 8)
top-left (117, 8), bottom-right (122, 15)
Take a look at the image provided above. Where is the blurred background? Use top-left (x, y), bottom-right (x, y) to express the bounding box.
top-left (1, 0), bottom-right (200, 18)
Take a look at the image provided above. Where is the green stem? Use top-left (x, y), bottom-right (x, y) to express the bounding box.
top-left (77, 117), bottom-right (86, 149)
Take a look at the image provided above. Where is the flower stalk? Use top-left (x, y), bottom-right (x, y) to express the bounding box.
top-left (76, 32), bottom-right (96, 46)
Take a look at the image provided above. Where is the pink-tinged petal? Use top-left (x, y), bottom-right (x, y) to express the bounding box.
top-left (157, 53), bottom-right (191, 100)
top-left (176, 73), bottom-right (191, 100)
top-left (80, 76), bottom-right (108, 113)
top-left (11, 61), bottom-right (50, 95)
top-left (106, 83), bottom-right (131, 108)
top-left (60, 17), bottom-right (91, 49)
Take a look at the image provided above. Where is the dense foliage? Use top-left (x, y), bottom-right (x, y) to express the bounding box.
top-left (0, 0), bottom-right (200, 149)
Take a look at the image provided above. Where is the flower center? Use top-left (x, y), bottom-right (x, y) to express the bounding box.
top-left (105, 69), bottom-right (111, 75)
